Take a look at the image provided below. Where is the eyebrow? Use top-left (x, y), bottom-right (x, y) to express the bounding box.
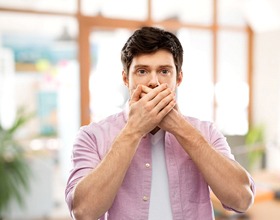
top-left (159, 65), bottom-right (174, 69)
top-left (132, 64), bottom-right (149, 69)
top-left (133, 64), bottom-right (174, 69)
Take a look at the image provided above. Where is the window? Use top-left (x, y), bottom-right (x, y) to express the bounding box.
top-left (0, 0), bottom-right (252, 135)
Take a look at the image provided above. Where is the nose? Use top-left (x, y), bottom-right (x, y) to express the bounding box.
top-left (148, 73), bottom-right (160, 88)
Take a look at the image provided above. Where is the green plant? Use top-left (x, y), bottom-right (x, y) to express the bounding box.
top-left (245, 124), bottom-right (265, 171)
top-left (0, 108), bottom-right (34, 217)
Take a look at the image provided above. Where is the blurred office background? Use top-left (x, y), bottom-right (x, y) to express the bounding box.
top-left (0, 0), bottom-right (280, 219)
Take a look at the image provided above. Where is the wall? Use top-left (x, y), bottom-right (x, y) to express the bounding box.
top-left (253, 29), bottom-right (280, 170)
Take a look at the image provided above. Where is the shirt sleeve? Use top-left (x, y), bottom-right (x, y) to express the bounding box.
top-left (208, 122), bottom-right (256, 212)
top-left (65, 125), bottom-right (102, 214)
top-left (208, 122), bottom-right (235, 160)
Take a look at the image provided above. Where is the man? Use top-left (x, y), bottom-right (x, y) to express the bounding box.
top-left (65, 26), bottom-right (255, 220)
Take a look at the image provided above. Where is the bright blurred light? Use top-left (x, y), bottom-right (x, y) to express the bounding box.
top-left (243, 0), bottom-right (280, 32)
top-left (215, 80), bottom-right (249, 135)
top-left (89, 29), bottom-right (130, 122)
top-left (0, 48), bottom-right (16, 129)
top-left (215, 80), bottom-right (249, 107)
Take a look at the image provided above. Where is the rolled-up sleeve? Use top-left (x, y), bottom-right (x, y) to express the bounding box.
top-left (65, 125), bottom-right (101, 213)
top-left (207, 122), bottom-right (256, 212)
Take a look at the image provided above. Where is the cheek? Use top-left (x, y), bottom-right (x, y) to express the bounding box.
top-left (160, 79), bottom-right (177, 91)
top-left (127, 83), bottom-right (138, 97)
top-left (128, 80), bottom-right (138, 89)
top-left (128, 76), bottom-right (146, 89)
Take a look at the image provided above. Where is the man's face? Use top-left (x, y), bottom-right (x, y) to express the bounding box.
top-left (122, 49), bottom-right (183, 96)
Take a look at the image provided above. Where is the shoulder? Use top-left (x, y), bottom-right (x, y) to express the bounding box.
top-left (184, 115), bottom-right (214, 132)
top-left (73, 111), bottom-right (126, 157)
top-left (183, 115), bottom-right (227, 145)
top-left (183, 115), bottom-right (234, 159)
top-left (78, 111), bottom-right (126, 137)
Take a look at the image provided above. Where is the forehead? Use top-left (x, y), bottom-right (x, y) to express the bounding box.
top-left (130, 50), bottom-right (176, 69)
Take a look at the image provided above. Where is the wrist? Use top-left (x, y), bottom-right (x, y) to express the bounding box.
top-left (123, 122), bottom-right (145, 140)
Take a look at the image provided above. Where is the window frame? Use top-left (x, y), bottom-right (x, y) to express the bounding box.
top-left (0, 0), bottom-right (254, 128)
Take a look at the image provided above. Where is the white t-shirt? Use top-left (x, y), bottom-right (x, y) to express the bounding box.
top-left (148, 130), bottom-right (173, 220)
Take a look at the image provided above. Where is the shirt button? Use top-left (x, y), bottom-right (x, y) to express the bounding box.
top-left (143, 196), bottom-right (149, 201)
top-left (145, 163), bottom-right (150, 168)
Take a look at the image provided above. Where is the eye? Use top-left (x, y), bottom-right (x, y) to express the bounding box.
top-left (160, 69), bottom-right (170, 75)
top-left (137, 69), bottom-right (148, 75)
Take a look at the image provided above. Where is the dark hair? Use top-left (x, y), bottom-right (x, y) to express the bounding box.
top-left (121, 26), bottom-right (183, 75)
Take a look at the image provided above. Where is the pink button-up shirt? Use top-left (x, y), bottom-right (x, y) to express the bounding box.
top-left (65, 108), bottom-right (254, 220)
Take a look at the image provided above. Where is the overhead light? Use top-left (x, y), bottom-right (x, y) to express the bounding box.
top-left (56, 26), bottom-right (75, 42)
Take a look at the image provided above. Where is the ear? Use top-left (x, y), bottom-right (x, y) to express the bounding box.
top-left (176, 71), bottom-right (183, 87)
top-left (122, 70), bottom-right (129, 87)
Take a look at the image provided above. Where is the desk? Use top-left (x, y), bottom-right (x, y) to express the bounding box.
top-left (247, 199), bottom-right (280, 220)
top-left (247, 170), bottom-right (280, 220)
top-left (212, 169), bottom-right (280, 220)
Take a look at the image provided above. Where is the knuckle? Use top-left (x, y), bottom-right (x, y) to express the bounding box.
top-left (144, 103), bottom-right (153, 111)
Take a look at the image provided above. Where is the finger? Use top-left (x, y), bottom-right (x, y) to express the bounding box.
top-left (157, 99), bottom-right (176, 119)
top-left (142, 84), bottom-right (168, 101)
top-left (130, 85), bottom-right (142, 104)
top-left (154, 91), bottom-right (175, 113)
top-left (140, 85), bottom-right (152, 98)
top-left (150, 88), bottom-right (173, 108)
top-left (141, 85), bottom-right (152, 94)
